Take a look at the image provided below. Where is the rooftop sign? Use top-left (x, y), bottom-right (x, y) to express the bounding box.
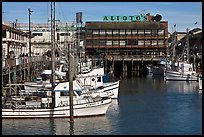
top-left (103, 15), bottom-right (148, 22)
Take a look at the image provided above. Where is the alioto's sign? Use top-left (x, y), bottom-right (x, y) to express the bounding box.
top-left (103, 15), bottom-right (148, 22)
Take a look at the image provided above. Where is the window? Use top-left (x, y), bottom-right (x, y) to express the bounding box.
top-left (113, 30), bottom-right (119, 36)
top-left (32, 33), bottom-right (43, 36)
top-left (99, 40), bottom-right (106, 46)
top-left (93, 30), bottom-right (99, 35)
top-left (158, 40), bottom-right (164, 45)
top-left (97, 77), bottom-right (101, 82)
top-left (106, 30), bottom-right (112, 35)
top-left (86, 30), bottom-right (92, 37)
top-left (145, 40), bottom-right (151, 46)
top-left (106, 41), bottom-right (112, 46)
top-left (93, 40), bottom-right (99, 46)
top-left (138, 30), bottom-right (144, 35)
top-left (145, 30), bottom-right (151, 35)
top-left (138, 40), bottom-right (144, 46)
top-left (60, 91), bottom-right (69, 96)
top-left (127, 39), bottom-right (136, 46)
top-left (120, 30), bottom-right (125, 35)
top-left (119, 41), bottom-right (126, 46)
top-left (158, 29), bottom-right (164, 35)
top-left (132, 30), bottom-right (137, 35)
top-left (152, 29), bottom-right (157, 36)
top-left (126, 30), bottom-right (131, 36)
top-left (152, 40), bottom-right (157, 46)
top-left (113, 40), bottom-right (119, 46)
top-left (100, 30), bottom-right (105, 35)
top-left (2, 30), bottom-right (6, 38)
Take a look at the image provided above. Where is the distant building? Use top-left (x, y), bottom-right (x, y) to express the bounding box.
top-left (3, 21), bottom-right (85, 56)
top-left (2, 23), bottom-right (29, 67)
top-left (17, 22), bottom-right (78, 56)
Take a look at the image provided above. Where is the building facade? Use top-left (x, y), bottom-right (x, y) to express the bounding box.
top-left (2, 23), bottom-right (29, 68)
top-left (85, 16), bottom-right (168, 59)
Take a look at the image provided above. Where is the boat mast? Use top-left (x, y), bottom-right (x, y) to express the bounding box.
top-left (51, 2), bottom-right (55, 108)
top-left (171, 30), bottom-right (177, 66)
top-left (186, 28), bottom-right (190, 63)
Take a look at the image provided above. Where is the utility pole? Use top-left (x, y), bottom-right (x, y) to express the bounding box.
top-left (69, 41), bottom-right (74, 122)
top-left (28, 8), bottom-right (33, 81)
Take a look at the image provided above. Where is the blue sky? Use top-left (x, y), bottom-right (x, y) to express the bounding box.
top-left (2, 2), bottom-right (202, 32)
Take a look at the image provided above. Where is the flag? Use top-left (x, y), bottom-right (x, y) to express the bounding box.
top-left (194, 22), bottom-right (198, 24)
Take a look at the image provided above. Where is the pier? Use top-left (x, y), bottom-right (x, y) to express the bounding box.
top-left (2, 55), bottom-right (52, 96)
top-left (104, 54), bottom-right (162, 77)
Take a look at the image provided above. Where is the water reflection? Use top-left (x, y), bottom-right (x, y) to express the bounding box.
top-left (52, 115), bottom-right (112, 135)
top-left (165, 81), bottom-right (199, 93)
top-left (119, 74), bottom-right (167, 97)
top-left (52, 99), bottom-right (120, 135)
top-left (2, 119), bottom-right (55, 135)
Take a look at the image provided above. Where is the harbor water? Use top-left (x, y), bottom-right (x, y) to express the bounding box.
top-left (2, 74), bottom-right (202, 135)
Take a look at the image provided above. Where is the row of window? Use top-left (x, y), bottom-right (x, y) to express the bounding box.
top-left (32, 32), bottom-right (72, 36)
top-left (86, 29), bottom-right (165, 37)
top-left (86, 40), bottom-right (165, 46)
top-left (2, 30), bottom-right (28, 41)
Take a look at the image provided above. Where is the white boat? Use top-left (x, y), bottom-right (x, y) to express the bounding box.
top-left (56, 78), bottom-right (120, 99)
top-left (77, 67), bottom-right (120, 98)
top-left (23, 64), bottom-right (66, 92)
top-left (164, 62), bottom-right (199, 81)
top-left (24, 80), bottom-right (52, 92)
top-left (23, 66), bottom-right (105, 89)
top-left (2, 82), bottom-right (112, 118)
top-left (198, 75), bottom-right (202, 93)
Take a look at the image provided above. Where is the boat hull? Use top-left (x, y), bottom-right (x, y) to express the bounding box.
top-left (2, 98), bottom-right (111, 118)
top-left (165, 71), bottom-right (198, 81)
top-left (102, 80), bottom-right (120, 99)
top-left (90, 80), bottom-right (120, 99)
top-left (198, 76), bottom-right (202, 90)
top-left (24, 82), bottom-right (52, 92)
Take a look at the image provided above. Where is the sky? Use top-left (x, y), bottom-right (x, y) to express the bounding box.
top-left (2, 2), bottom-right (202, 32)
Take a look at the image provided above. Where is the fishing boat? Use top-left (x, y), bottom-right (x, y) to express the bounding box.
top-left (77, 66), bottom-right (120, 99)
top-left (2, 86), bottom-right (112, 118)
top-left (164, 28), bottom-right (200, 81)
top-left (164, 62), bottom-right (199, 81)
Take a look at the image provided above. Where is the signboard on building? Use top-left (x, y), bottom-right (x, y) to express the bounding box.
top-left (103, 15), bottom-right (148, 22)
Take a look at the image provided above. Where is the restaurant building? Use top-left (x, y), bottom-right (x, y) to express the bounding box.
top-left (85, 14), bottom-right (168, 75)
